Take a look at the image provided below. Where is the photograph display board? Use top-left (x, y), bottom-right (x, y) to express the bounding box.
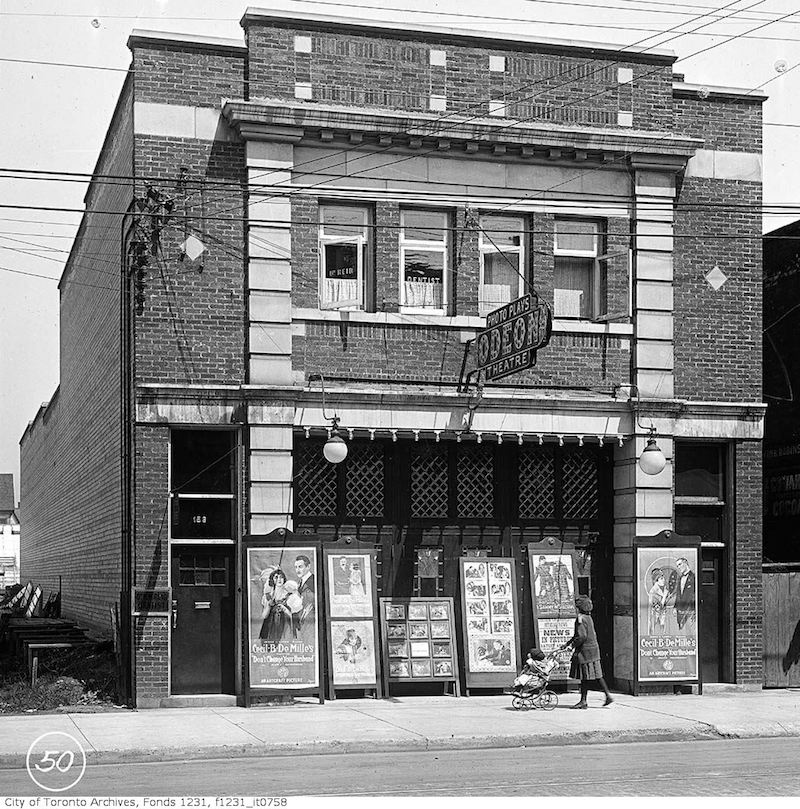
top-left (459, 558), bottom-right (520, 690)
top-left (244, 538), bottom-right (322, 700)
top-left (528, 545), bottom-right (578, 679)
top-left (634, 538), bottom-right (700, 687)
top-left (324, 548), bottom-right (381, 695)
top-left (379, 598), bottom-right (460, 694)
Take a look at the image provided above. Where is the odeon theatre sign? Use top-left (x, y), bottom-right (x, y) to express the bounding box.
top-left (476, 292), bottom-right (553, 382)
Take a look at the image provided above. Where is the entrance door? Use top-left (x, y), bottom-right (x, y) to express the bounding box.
top-left (170, 546), bottom-right (235, 694)
top-left (699, 547), bottom-right (723, 683)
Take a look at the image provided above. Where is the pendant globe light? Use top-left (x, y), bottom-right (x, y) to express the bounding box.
top-left (309, 373), bottom-right (348, 464)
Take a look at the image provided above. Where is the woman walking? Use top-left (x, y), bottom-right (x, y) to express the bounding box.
top-left (560, 595), bottom-right (614, 709)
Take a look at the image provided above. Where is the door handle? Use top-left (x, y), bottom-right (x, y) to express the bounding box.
top-left (172, 599), bottom-right (178, 629)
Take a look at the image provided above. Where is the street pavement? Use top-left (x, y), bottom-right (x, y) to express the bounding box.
top-left (1, 688), bottom-right (800, 768)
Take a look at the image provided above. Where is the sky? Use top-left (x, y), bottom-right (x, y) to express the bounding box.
top-left (1, 0), bottom-right (799, 500)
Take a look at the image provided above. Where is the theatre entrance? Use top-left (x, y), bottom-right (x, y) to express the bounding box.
top-left (294, 436), bottom-right (614, 685)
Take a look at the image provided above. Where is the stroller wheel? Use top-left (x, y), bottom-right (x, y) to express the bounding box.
top-left (539, 690), bottom-right (558, 711)
top-left (523, 699), bottom-right (535, 710)
top-left (512, 696), bottom-right (524, 710)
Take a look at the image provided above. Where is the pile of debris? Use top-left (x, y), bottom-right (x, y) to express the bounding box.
top-left (1, 581), bottom-right (90, 685)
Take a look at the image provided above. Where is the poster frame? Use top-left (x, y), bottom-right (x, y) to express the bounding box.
top-left (527, 544), bottom-right (579, 681)
top-left (323, 546), bottom-right (382, 699)
top-left (242, 529), bottom-right (324, 706)
top-left (633, 531), bottom-right (702, 695)
top-left (458, 556), bottom-right (521, 693)
top-left (378, 597), bottom-right (461, 697)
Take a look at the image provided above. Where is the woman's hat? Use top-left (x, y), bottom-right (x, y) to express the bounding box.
top-left (575, 595), bottom-right (593, 613)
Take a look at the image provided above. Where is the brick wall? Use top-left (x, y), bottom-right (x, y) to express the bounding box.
top-left (294, 322), bottom-right (629, 388)
top-left (673, 92), bottom-right (762, 403)
top-left (674, 180), bottom-right (762, 402)
top-left (132, 42), bottom-right (245, 108)
top-left (245, 20), bottom-right (673, 130)
top-left (133, 424), bottom-right (170, 704)
top-left (133, 135), bottom-right (247, 385)
top-left (19, 76), bottom-right (134, 634)
top-left (674, 96), bottom-right (762, 152)
top-left (734, 440), bottom-right (763, 684)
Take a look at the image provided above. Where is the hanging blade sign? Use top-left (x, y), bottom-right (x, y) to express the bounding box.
top-left (476, 293), bottom-right (553, 382)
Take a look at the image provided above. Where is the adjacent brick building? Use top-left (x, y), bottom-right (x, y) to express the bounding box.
top-left (20, 8), bottom-right (765, 706)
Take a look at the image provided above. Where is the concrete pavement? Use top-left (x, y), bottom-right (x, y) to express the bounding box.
top-left (1, 689), bottom-right (799, 767)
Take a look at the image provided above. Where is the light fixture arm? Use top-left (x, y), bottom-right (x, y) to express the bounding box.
top-left (309, 373), bottom-right (348, 464)
top-left (614, 383), bottom-right (656, 434)
top-left (308, 372), bottom-right (338, 424)
top-left (614, 383), bottom-right (667, 476)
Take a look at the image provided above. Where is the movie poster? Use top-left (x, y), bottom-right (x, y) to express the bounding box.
top-left (247, 546), bottom-right (319, 689)
top-left (530, 553), bottom-right (576, 614)
top-left (330, 619), bottom-right (377, 685)
top-left (326, 552), bottom-right (373, 618)
top-left (461, 558), bottom-right (518, 676)
top-left (636, 546), bottom-right (699, 681)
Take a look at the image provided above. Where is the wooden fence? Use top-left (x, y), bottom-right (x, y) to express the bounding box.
top-left (763, 571), bottom-right (800, 688)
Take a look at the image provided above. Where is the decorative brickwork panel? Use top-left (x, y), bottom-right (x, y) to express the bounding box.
top-left (519, 448), bottom-right (556, 519)
top-left (295, 441), bottom-right (337, 517)
top-left (346, 443), bottom-right (385, 518)
top-left (245, 22), bottom-right (672, 130)
top-left (562, 450), bottom-right (599, 520)
top-left (457, 445), bottom-right (494, 518)
top-left (411, 446), bottom-right (449, 518)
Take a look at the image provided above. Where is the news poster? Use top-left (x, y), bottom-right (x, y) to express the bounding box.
top-left (636, 545), bottom-right (699, 681)
top-left (247, 546), bottom-right (319, 689)
top-left (460, 558), bottom-right (518, 680)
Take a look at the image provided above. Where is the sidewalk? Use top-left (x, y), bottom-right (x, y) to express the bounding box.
top-left (1, 689), bottom-right (800, 767)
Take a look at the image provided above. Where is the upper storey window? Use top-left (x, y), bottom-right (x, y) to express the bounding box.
top-left (319, 205), bottom-right (371, 310)
top-left (400, 209), bottom-right (449, 315)
top-left (553, 219), bottom-right (607, 320)
top-left (479, 214), bottom-right (525, 316)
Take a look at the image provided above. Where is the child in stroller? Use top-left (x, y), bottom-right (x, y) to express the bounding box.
top-left (511, 647), bottom-right (561, 710)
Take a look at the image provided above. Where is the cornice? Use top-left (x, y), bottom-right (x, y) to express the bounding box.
top-left (223, 99), bottom-right (702, 165)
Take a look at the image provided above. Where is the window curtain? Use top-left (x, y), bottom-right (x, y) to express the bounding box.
top-left (323, 278), bottom-right (359, 307)
top-left (404, 279), bottom-right (443, 308)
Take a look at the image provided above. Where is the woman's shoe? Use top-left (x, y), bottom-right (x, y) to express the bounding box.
top-left (570, 702), bottom-right (588, 709)
top-left (603, 697), bottom-right (614, 707)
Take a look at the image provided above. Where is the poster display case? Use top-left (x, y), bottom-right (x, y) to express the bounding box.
top-left (243, 531), bottom-right (324, 705)
top-left (323, 548), bottom-right (381, 698)
top-left (458, 557), bottom-right (520, 693)
top-left (379, 598), bottom-right (460, 696)
top-left (633, 531), bottom-right (701, 694)
top-left (528, 545), bottom-right (578, 679)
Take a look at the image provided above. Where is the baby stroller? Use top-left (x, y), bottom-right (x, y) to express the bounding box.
top-left (511, 649), bottom-right (564, 711)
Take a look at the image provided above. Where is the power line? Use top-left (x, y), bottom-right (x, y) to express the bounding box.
top-left (0, 57), bottom-right (129, 72)
top-left (4, 168), bottom-right (797, 212)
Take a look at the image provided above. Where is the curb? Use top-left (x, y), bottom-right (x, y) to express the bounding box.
top-left (0, 723), bottom-right (744, 769)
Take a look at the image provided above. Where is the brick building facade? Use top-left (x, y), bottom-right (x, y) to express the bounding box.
top-left (20, 9), bottom-right (765, 706)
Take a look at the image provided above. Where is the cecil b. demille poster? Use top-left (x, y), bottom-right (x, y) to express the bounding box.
top-left (247, 547), bottom-right (319, 689)
top-left (636, 546), bottom-right (699, 682)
